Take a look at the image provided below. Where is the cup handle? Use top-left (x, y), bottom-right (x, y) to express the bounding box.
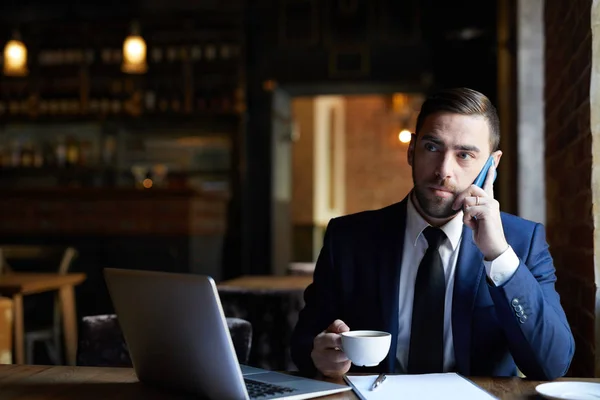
top-left (336, 334), bottom-right (344, 352)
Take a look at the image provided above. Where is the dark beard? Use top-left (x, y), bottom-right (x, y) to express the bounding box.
top-left (411, 160), bottom-right (460, 219)
top-left (413, 184), bottom-right (459, 219)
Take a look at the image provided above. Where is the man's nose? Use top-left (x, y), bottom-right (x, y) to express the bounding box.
top-left (435, 153), bottom-right (454, 180)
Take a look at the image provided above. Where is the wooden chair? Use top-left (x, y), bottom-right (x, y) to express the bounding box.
top-left (0, 246), bottom-right (78, 365)
top-left (77, 314), bottom-right (253, 367)
top-left (0, 297), bottom-right (12, 364)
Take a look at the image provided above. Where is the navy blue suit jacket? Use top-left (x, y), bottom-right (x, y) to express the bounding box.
top-left (290, 199), bottom-right (575, 380)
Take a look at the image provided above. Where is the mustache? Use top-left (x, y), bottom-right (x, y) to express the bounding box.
top-left (426, 180), bottom-right (458, 193)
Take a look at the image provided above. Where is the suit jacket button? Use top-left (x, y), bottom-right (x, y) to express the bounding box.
top-left (516, 309), bottom-right (525, 317)
top-left (519, 315), bottom-right (528, 324)
top-left (514, 305), bottom-right (523, 312)
top-left (511, 298), bottom-right (520, 307)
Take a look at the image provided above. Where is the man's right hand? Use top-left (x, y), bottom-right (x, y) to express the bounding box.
top-left (311, 319), bottom-right (351, 378)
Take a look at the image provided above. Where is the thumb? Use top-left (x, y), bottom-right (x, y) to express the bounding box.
top-left (328, 319), bottom-right (350, 334)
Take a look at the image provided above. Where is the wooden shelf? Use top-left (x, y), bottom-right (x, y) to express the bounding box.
top-left (0, 112), bottom-right (242, 127)
top-left (0, 187), bottom-right (228, 236)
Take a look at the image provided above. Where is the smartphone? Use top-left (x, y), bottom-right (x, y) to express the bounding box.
top-left (473, 156), bottom-right (497, 188)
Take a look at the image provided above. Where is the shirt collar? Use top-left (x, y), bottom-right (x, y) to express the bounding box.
top-left (406, 193), bottom-right (464, 251)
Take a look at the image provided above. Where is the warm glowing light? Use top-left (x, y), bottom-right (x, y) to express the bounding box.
top-left (142, 178), bottom-right (153, 189)
top-left (263, 80), bottom-right (277, 91)
top-left (398, 129), bottom-right (412, 143)
top-left (392, 93), bottom-right (409, 112)
top-left (122, 35), bottom-right (147, 74)
top-left (3, 39), bottom-right (28, 76)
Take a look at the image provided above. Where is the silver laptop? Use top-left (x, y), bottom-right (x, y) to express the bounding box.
top-left (104, 268), bottom-right (351, 400)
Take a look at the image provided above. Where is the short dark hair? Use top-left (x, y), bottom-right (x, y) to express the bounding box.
top-left (415, 88), bottom-right (500, 151)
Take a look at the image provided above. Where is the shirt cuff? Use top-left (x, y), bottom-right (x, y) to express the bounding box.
top-left (483, 246), bottom-right (520, 286)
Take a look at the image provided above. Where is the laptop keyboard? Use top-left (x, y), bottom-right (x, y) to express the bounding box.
top-left (245, 378), bottom-right (297, 399)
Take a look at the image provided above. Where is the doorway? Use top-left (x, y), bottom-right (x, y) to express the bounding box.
top-left (282, 93), bottom-right (425, 269)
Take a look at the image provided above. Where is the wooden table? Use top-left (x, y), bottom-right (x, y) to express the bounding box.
top-left (218, 275), bottom-right (314, 370)
top-left (218, 275), bottom-right (313, 291)
top-left (0, 364), bottom-right (597, 399)
top-left (0, 273), bottom-right (86, 366)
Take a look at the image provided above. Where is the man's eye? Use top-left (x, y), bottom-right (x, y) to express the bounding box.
top-left (458, 153), bottom-right (472, 160)
top-left (425, 143), bottom-right (437, 152)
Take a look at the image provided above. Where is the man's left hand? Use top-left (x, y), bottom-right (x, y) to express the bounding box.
top-left (452, 161), bottom-right (508, 260)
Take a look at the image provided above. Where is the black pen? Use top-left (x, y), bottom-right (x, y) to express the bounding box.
top-left (370, 373), bottom-right (386, 391)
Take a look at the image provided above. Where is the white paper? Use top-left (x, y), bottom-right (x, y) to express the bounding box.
top-left (344, 373), bottom-right (497, 400)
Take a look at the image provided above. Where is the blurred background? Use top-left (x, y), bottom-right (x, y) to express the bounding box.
top-left (0, 0), bottom-right (594, 378)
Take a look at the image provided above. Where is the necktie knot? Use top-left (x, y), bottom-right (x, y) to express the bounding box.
top-left (423, 227), bottom-right (447, 250)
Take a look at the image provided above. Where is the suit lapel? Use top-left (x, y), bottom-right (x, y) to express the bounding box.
top-left (377, 199), bottom-right (407, 372)
top-left (452, 226), bottom-right (485, 375)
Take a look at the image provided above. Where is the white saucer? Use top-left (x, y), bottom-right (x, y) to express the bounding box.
top-left (536, 382), bottom-right (600, 400)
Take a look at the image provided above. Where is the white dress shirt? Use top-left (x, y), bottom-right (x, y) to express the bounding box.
top-left (396, 195), bottom-right (520, 372)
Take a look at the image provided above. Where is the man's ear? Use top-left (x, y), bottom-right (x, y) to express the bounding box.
top-left (492, 150), bottom-right (502, 169)
top-left (407, 134), bottom-right (416, 166)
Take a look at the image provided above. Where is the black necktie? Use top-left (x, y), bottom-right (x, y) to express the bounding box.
top-left (407, 226), bottom-right (447, 374)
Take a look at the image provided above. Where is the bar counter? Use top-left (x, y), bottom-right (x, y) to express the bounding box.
top-left (0, 188), bottom-right (230, 318)
top-left (0, 187), bottom-right (227, 236)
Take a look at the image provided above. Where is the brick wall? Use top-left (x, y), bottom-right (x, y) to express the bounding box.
top-left (292, 95), bottom-right (419, 220)
top-left (344, 95), bottom-right (416, 214)
top-left (290, 95), bottom-right (419, 260)
top-left (545, 0), bottom-right (593, 377)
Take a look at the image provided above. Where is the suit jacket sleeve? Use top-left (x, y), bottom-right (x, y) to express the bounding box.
top-left (291, 219), bottom-right (341, 376)
top-left (488, 222), bottom-right (575, 380)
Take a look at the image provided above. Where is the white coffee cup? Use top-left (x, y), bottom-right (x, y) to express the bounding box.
top-left (340, 330), bottom-right (391, 367)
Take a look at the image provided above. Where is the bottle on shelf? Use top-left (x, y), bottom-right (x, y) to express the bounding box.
top-left (20, 140), bottom-right (34, 167)
top-left (10, 140), bottom-right (21, 167)
top-left (66, 136), bottom-right (80, 166)
top-left (42, 141), bottom-right (56, 167)
top-left (33, 144), bottom-right (44, 167)
top-left (79, 140), bottom-right (93, 166)
top-left (102, 135), bottom-right (116, 166)
top-left (0, 145), bottom-right (8, 167)
top-left (55, 136), bottom-right (67, 167)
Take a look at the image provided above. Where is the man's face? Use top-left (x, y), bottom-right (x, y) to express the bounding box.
top-left (407, 112), bottom-right (502, 220)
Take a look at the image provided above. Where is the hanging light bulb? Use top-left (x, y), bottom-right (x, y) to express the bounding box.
top-left (3, 32), bottom-right (28, 77)
top-left (122, 22), bottom-right (147, 74)
top-left (398, 129), bottom-right (412, 143)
